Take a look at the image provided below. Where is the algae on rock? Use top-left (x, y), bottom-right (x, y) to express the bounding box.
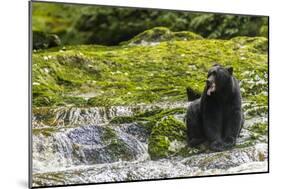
top-left (148, 116), bottom-right (187, 160)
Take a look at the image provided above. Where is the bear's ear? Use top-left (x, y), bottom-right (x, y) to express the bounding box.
top-left (227, 66), bottom-right (233, 75)
top-left (212, 63), bottom-right (220, 67)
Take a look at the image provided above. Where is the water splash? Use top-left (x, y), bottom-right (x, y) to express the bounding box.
top-left (32, 101), bottom-right (268, 187)
top-left (33, 125), bottom-right (149, 173)
top-left (32, 143), bottom-right (268, 187)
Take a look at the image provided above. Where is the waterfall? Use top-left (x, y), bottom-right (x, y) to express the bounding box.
top-left (33, 124), bottom-right (149, 173)
top-left (52, 106), bottom-right (135, 127)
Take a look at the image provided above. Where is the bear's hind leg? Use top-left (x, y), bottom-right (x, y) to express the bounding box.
top-left (186, 100), bottom-right (205, 147)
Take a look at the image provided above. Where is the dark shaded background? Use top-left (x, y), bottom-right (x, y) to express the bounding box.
top-left (32, 2), bottom-right (268, 46)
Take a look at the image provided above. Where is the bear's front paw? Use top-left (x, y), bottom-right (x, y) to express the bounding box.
top-left (209, 140), bottom-right (225, 152)
top-left (223, 137), bottom-right (236, 149)
top-left (189, 138), bottom-right (205, 147)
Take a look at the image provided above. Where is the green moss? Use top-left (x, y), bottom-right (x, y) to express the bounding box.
top-left (108, 107), bottom-right (186, 135)
top-left (102, 127), bottom-right (117, 141)
top-left (148, 135), bottom-right (170, 159)
top-left (121, 27), bottom-right (203, 45)
top-left (134, 108), bottom-right (185, 132)
top-left (87, 96), bottom-right (112, 107)
top-left (136, 108), bottom-right (163, 117)
top-left (110, 116), bottom-right (136, 124)
top-left (32, 34), bottom-right (268, 108)
top-left (174, 31), bottom-right (203, 40)
top-left (231, 36), bottom-right (268, 54)
top-left (107, 139), bottom-right (135, 161)
top-left (32, 93), bottom-right (63, 107)
top-left (148, 115), bottom-right (186, 160)
top-left (63, 96), bottom-right (87, 106)
top-left (145, 108), bottom-right (186, 121)
top-left (247, 105), bottom-right (268, 117)
top-left (236, 140), bottom-right (256, 148)
top-left (96, 127), bottom-right (136, 161)
top-left (249, 123), bottom-right (268, 136)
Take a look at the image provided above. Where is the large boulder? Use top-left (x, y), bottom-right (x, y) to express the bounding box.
top-left (33, 125), bottom-right (148, 170)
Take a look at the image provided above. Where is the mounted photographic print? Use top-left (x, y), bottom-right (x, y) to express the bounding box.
top-left (29, 0), bottom-right (269, 188)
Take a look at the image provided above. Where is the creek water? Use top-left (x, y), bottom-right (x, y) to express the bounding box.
top-left (32, 102), bottom-right (268, 187)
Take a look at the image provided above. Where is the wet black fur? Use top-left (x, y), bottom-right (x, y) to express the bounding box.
top-left (185, 64), bottom-right (244, 151)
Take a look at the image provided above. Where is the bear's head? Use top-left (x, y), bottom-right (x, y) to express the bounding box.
top-left (206, 64), bottom-right (233, 96)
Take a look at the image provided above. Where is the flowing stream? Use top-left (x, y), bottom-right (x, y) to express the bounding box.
top-left (32, 102), bottom-right (268, 187)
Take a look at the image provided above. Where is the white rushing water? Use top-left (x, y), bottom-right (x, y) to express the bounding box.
top-left (32, 142), bottom-right (268, 186)
top-left (32, 102), bottom-right (268, 187)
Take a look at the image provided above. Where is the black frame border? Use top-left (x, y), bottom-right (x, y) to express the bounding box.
top-left (28, 0), bottom-right (270, 188)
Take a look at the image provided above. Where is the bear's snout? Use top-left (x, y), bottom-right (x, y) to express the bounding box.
top-left (207, 83), bottom-right (216, 96)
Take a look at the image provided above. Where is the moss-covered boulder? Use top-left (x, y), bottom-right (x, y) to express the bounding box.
top-left (32, 30), bottom-right (268, 120)
top-left (69, 126), bottom-right (146, 164)
top-left (122, 27), bottom-right (203, 45)
top-left (33, 40), bottom-right (266, 112)
top-left (230, 36), bottom-right (268, 54)
top-left (33, 31), bottom-right (61, 50)
top-left (148, 115), bottom-right (186, 160)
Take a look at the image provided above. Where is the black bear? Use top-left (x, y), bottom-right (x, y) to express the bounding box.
top-left (185, 64), bottom-right (244, 151)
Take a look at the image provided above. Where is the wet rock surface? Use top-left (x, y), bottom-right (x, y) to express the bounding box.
top-left (33, 142), bottom-right (267, 186)
top-left (33, 125), bottom-right (149, 169)
top-left (32, 101), bottom-right (268, 187)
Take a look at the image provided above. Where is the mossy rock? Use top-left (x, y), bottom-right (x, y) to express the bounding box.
top-left (64, 125), bottom-right (147, 164)
top-left (32, 34), bottom-right (268, 109)
top-left (148, 115), bottom-right (186, 160)
top-left (231, 36), bottom-right (268, 54)
top-left (122, 27), bottom-right (203, 45)
top-left (33, 31), bottom-right (61, 50)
